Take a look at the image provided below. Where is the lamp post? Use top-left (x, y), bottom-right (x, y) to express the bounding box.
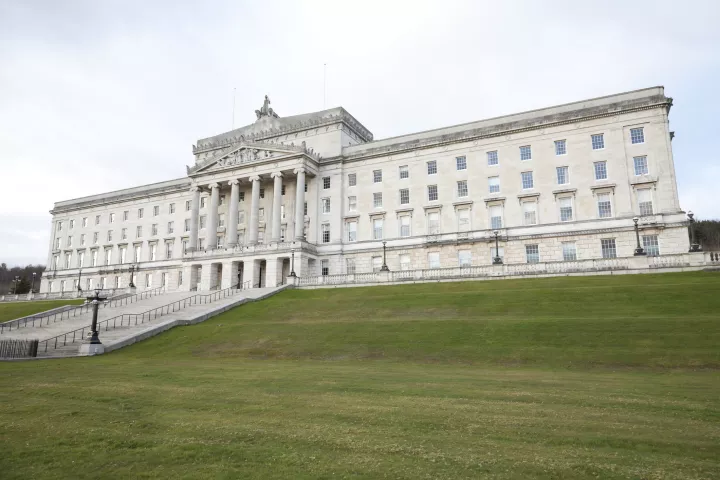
top-left (633, 217), bottom-right (646, 255)
top-left (289, 248), bottom-right (296, 277)
top-left (12, 276), bottom-right (20, 294)
top-left (492, 230), bottom-right (503, 265)
top-left (380, 241), bottom-right (390, 272)
top-left (128, 264), bottom-right (136, 287)
top-left (77, 268), bottom-right (83, 291)
top-left (31, 272), bottom-right (36, 293)
top-left (687, 211), bottom-right (701, 252)
top-left (79, 289), bottom-right (108, 355)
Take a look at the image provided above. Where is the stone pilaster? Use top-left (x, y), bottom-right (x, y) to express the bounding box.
top-left (248, 176), bottom-right (261, 245)
top-left (294, 167), bottom-right (306, 241)
top-left (270, 172), bottom-right (283, 243)
top-left (189, 185), bottom-right (200, 251)
top-left (206, 183), bottom-right (220, 249)
top-left (227, 179), bottom-right (240, 247)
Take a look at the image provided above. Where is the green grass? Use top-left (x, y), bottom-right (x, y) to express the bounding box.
top-left (0, 299), bottom-right (83, 323)
top-left (1, 272), bottom-right (719, 479)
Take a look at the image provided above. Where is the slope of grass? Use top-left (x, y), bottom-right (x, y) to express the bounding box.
top-left (0, 272), bottom-right (719, 479)
top-left (0, 299), bottom-right (83, 323)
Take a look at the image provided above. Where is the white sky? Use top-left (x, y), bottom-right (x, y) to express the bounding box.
top-left (1, 0), bottom-right (719, 266)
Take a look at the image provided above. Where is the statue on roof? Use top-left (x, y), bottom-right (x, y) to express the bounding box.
top-left (255, 95), bottom-right (279, 119)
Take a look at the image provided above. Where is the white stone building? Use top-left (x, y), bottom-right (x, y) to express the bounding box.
top-left (41, 87), bottom-right (692, 293)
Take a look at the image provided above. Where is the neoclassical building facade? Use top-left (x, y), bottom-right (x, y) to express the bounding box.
top-left (41, 87), bottom-right (690, 293)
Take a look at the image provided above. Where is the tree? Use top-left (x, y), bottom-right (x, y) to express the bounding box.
top-left (694, 220), bottom-right (720, 250)
top-left (14, 277), bottom-right (31, 295)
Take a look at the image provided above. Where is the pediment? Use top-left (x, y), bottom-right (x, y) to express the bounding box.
top-left (188, 142), bottom-right (308, 175)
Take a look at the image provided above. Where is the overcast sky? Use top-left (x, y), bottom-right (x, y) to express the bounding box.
top-left (1, 0), bottom-right (719, 266)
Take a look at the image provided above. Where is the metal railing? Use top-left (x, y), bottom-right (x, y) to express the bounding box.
top-left (38, 283), bottom-right (247, 354)
top-left (0, 286), bottom-right (166, 334)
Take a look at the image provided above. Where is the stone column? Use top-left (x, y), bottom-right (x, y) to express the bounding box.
top-left (189, 186), bottom-right (200, 251)
top-left (270, 172), bottom-right (283, 243)
top-left (206, 183), bottom-right (220, 249)
top-left (227, 179), bottom-right (240, 247)
top-left (220, 261), bottom-right (239, 289)
top-left (294, 167), bottom-right (306, 241)
top-left (248, 176), bottom-right (261, 245)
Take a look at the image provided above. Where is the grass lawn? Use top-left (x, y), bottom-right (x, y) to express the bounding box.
top-left (0, 299), bottom-right (84, 323)
top-left (1, 271), bottom-right (719, 479)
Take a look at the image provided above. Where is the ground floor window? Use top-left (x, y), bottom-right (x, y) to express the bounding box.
top-left (321, 260), bottom-right (329, 276)
top-left (601, 239), bottom-right (617, 259)
top-left (346, 258), bottom-right (355, 274)
top-left (642, 235), bottom-right (660, 256)
top-left (428, 252), bottom-right (441, 269)
top-left (525, 244), bottom-right (540, 263)
top-left (458, 250), bottom-right (472, 267)
top-left (562, 242), bottom-right (577, 261)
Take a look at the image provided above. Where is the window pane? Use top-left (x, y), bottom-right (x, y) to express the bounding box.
top-left (633, 156), bottom-right (648, 175)
top-left (597, 193), bottom-right (612, 218)
top-left (601, 239), bottom-right (617, 258)
top-left (487, 151), bottom-right (498, 166)
top-left (594, 161), bottom-right (607, 180)
top-left (373, 170), bottom-right (382, 183)
top-left (525, 244), bottom-right (539, 263)
top-left (555, 140), bottom-right (566, 155)
top-left (562, 242), bottom-right (577, 261)
top-left (488, 176), bottom-right (500, 193)
top-left (521, 172), bottom-right (534, 189)
top-left (642, 235), bottom-right (660, 256)
top-left (399, 165), bottom-right (409, 179)
top-left (630, 127), bottom-right (644, 144)
top-left (457, 180), bottom-right (468, 197)
top-left (520, 146), bottom-right (532, 161)
top-left (591, 134), bottom-right (604, 150)
top-left (556, 166), bottom-right (569, 185)
top-left (456, 156), bottom-right (467, 170)
top-left (399, 189), bottom-right (410, 205)
top-left (428, 185), bottom-right (438, 201)
top-left (427, 161), bottom-right (437, 175)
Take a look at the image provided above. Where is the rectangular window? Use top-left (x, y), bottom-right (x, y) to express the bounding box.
top-left (347, 221), bottom-right (357, 242)
top-left (559, 197), bottom-right (573, 222)
top-left (601, 238), bottom-right (617, 258)
top-left (138, 208), bottom-right (144, 219)
top-left (458, 250), bottom-right (472, 267)
top-left (591, 134), bottom-right (605, 150)
top-left (134, 245), bottom-right (141, 262)
top-left (456, 156), bottom-right (467, 170)
top-left (348, 173), bottom-right (357, 186)
top-left (457, 208), bottom-right (470, 231)
top-left (219, 195), bottom-right (225, 206)
top-left (323, 176), bottom-right (331, 189)
top-left (637, 188), bottom-right (654, 216)
top-left (634, 156), bottom-right (649, 175)
top-left (400, 254), bottom-right (411, 270)
top-left (399, 188), bottom-right (410, 205)
top-left (372, 256), bottom-right (383, 272)
top-left (520, 146), bottom-right (532, 161)
top-left (400, 215), bottom-right (411, 237)
top-left (105, 248), bottom-right (112, 265)
top-left (92, 250), bottom-right (98, 266)
top-left (80, 234), bottom-right (86, 246)
top-left (109, 213), bottom-right (115, 224)
top-left (78, 251), bottom-right (85, 268)
top-left (428, 212), bottom-right (440, 234)
top-left (150, 244), bottom-right (157, 261)
top-left (373, 192), bottom-right (383, 208)
top-left (322, 224), bottom-right (330, 243)
top-left (70, 219), bottom-right (74, 229)
top-left (153, 205), bottom-right (159, 216)
top-left (123, 211), bottom-right (129, 221)
top-left (259, 188), bottom-right (265, 199)
top-left (238, 211), bottom-right (245, 224)
top-left (200, 197), bottom-right (206, 208)
top-left (169, 203), bottom-right (176, 214)
top-left (165, 242), bottom-right (173, 259)
top-left (630, 127), bottom-right (645, 144)
top-left (487, 150), bottom-right (499, 166)
top-left (182, 240), bottom-right (188, 254)
top-left (399, 165), bottom-right (409, 179)
top-left (184, 219), bottom-right (190, 232)
top-left (522, 202), bottom-right (537, 225)
top-left (145, 274), bottom-right (152, 288)
top-left (348, 196), bottom-right (357, 212)
top-left (428, 252), bottom-right (441, 269)
top-left (597, 193), bottom-right (613, 218)
top-left (199, 238), bottom-right (205, 250)
top-left (555, 140), bottom-right (567, 155)
top-left (556, 166), bottom-right (569, 185)
top-left (151, 224), bottom-right (158, 236)
top-left (93, 232), bottom-right (99, 244)
top-left (521, 171), bottom-right (534, 190)
top-left (489, 205), bottom-right (503, 230)
top-left (457, 180), bottom-right (468, 197)
top-left (281, 184), bottom-right (286, 195)
top-left (427, 185), bottom-right (438, 202)
top-left (525, 244), bottom-right (540, 263)
top-left (562, 242), bottom-right (577, 261)
top-left (488, 176), bottom-right (500, 194)
top-left (346, 258), bottom-right (356, 274)
top-left (280, 227), bottom-right (286, 242)
top-left (199, 216), bottom-right (206, 229)
top-left (642, 235), bottom-right (660, 256)
top-left (258, 208), bottom-right (265, 220)
top-left (427, 160), bottom-right (437, 175)
top-left (185, 200), bottom-right (191, 211)
top-left (82, 217), bottom-right (88, 227)
top-left (95, 215), bottom-right (100, 225)
top-left (280, 205), bottom-right (285, 219)
top-left (121, 228), bottom-right (127, 240)
top-left (239, 192), bottom-right (245, 202)
top-left (54, 237), bottom-right (60, 249)
top-left (322, 198), bottom-right (331, 214)
top-left (167, 221), bottom-right (174, 234)
top-left (304, 202), bottom-right (307, 215)
top-left (373, 218), bottom-right (383, 240)
top-left (67, 236), bottom-right (72, 247)
top-left (218, 214), bottom-right (225, 227)
top-left (594, 161), bottom-right (607, 180)
top-left (373, 170), bottom-right (382, 183)
top-left (321, 260), bottom-right (329, 276)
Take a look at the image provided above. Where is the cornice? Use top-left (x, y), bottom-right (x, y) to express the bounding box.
top-left (51, 181), bottom-right (191, 215)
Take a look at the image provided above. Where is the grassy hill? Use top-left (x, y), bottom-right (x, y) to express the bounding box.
top-left (1, 272), bottom-right (719, 479)
top-left (0, 299), bottom-right (84, 323)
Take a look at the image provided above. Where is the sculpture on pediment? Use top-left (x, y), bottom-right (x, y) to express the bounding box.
top-left (255, 95), bottom-right (279, 119)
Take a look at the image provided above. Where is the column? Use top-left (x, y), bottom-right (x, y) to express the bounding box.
top-left (227, 179), bottom-right (240, 247)
top-left (294, 167), bottom-right (306, 241)
top-left (220, 261), bottom-right (239, 289)
top-left (206, 182), bottom-right (220, 249)
top-left (248, 176), bottom-right (261, 245)
top-left (270, 172), bottom-right (283, 243)
top-left (189, 186), bottom-right (200, 251)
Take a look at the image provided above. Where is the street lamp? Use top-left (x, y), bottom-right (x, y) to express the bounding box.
top-left (633, 217), bottom-right (646, 256)
top-left (79, 289), bottom-right (108, 355)
top-left (380, 241), bottom-right (390, 272)
top-left (12, 276), bottom-right (20, 294)
top-left (687, 211), bottom-right (701, 252)
top-left (492, 230), bottom-right (503, 265)
top-left (128, 264), bottom-right (136, 288)
top-left (289, 248), bottom-right (296, 277)
top-left (31, 272), bottom-right (37, 293)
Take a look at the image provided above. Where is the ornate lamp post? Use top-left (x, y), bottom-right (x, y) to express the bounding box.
top-left (492, 230), bottom-right (503, 265)
top-left (79, 289), bottom-right (108, 355)
top-left (633, 217), bottom-right (646, 255)
top-left (687, 211), bottom-right (701, 252)
top-left (12, 276), bottom-right (20, 294)
top-left (128, 264), bottom-right (136, 288)
top-left (289, 248), bottom-right (296, 277)
top-left (380, 241), bottom-right (390, 272)
top-left (31, 272), bottom-right (37, 293)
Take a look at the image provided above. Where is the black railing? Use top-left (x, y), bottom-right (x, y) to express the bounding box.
top-left (0, 286), bottom-right (166, 334)
top-left (39, 283), bottom-right (246, 354)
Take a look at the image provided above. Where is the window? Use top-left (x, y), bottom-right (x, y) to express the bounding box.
top-left (184, 219), bottom-right (190, 232)
top-left (136, 226), bottom-right (142, 238)
top-left (521, 171), bottom-right (534, 189)
top-left (185, 200), bottom-right (191, 211)
top-left (134, 245), bottom-right (141, 262)
top-left (182, 240), bottom-right (188, 254)
top-left (53, 255), bottom-right (59, 269)
top-left (457, 209), bottom-right (470, 231)
top-left (346, 258), bottom-right (356, 274)
top-left (347, 221), bottom-right (357, 242)
top-left (400, 254), bottom-right (411, 270)
top-left (91, 250), bottom-right (98, 266)
top-left (69, 219), bottom-right (74, 229)
top-left (238, 232), bottom-right (245, 245)
top-left (373, 218), bottom-right (383, 239)
top-left (559, 197), bottom-right (573, 222)
top-left (322, 198), bottom-right (331, 214)
top-left (400, 215), bottom-right (411, 237)
top-left (123, 211), bottom-right (129, 221)
top-left (487, 151), bottom-right (498, 166)
top-left (458, 250), bottom-right (472, 267)
top-left (151, 224), bottom-right (158, 236)
top-left (489, 205), bottom-right (503, 230)
top-left (80, 234), bottom-right (86, 246)
top-left (427, 185), bottom-right (438, 202)
top-left (305, 183), bottom-right (308, 193)
top-left (634, 156), bottom-right (648, 175)
top-left (200, 197), bottom-right (206, 208)
top-left (323, 176), bottom-right (331, 189)
top-left (199, 216), bottom-right (206, 229)
top-left (119, 247), bottom-right (126, 264)
top-left (601, 238), bottom-right (617, 258)
top-left (54, 237), bottom-right (60, 249)
top-left (399, 165), bottom-right (409, 179)
top-left (428, 212), bottom-right (440, 234)
top-left (321, 260), bottom-right (329, 276)
top-left (199, 238), bottom-right (205, 250)
top-left (145, 274), bottom-right (152, 288)
top-left (427, 160), bottom-right (437, 175)
top-left (348, 196), bottom-right (357, 212)
top-left (168, 221), bottom-right (175, 234)
top-left (373, 170), bottom-right (382, 183)
top-left (82, 217), bottom-right (88, 227)
top-left (525, 244), bottom-right (540, 263)
top-left (399, 188), bottom-right (410, 205)
top-left (78, 251), bottom-right (85, 268)
top-left (153, 205), bottom-right (159, 216)
top-left (65, 252), bottom-right (72, 268)
top-left (520, 146), bottom-right (532, 161)
top-left (107, 230), bottom-right (113, 242)
top-left (591, 134), bottom-right (605, 150)
top-left (259, 188), bottom-right (265, 199)
top-left (150, 244), bottom-right (157, 261)
top-left (372, 256), bottom-right (383, 272)
top-left (57, 220), bottom-right (63, 232)
top-left (562, 242), bottom-right (577, 261)
top-left (169, 203), bottom-right (175, 214)
top-left (373, 192), bottom-right (383, 208)
top-left (67, 236), bottom-right (72, 247)
top-left (304, 202), bottom-right (307, 215)
top-left (555, 140), bottom-right (567, 155)
top-left (238, 211), bottom-right (245, 224)
top-left (109, 213), bottom-right (115, 224)
top-left (239, 192), bottom-right (245, 202)
top-left (178, 271), bottom-right (183, 286)
top-left (594, 161), bottom-right (607, 180)
top-left (322, 224), bottom-right (330, 243)
top-left (219, 195), bottom-right (225, 206)
top-left (522, 202), bottom-right (537, 225)
top-left (643, 235), bottom-right (660, 256)
top-left (259, 208), bottom-right (265, 220)
top-left (630, 127), bottom-right (644, 144)
top-left (457, 180), bottom-right (468, 197)
top-left (428, 252), bottom-right (441, 269)
top-left (105, 248), bottom-right (112, 265)
top-left (95, 215), bottom-right (100, 225)
top-left (637, 188), bottom-right (653, 216)
top-left (121, 228), bottom-right (127, 240)
top-left (597, 193), bottom-right (613, 218)
top-left (93, 232), bottom-right (99, 244)
top-left (281, 205), bottom-right (285, 219)
top-left (348, 173), bottom-right (357, 186)
top-left (556, 166), bottom-right (569, 185)
top-left (456, 156), bottom-right (467, 170)
top-left (281, 184), bottom-right (286, 195)
top-left (488, 176), bottom-right (500, 194)
top-left (138, 208), bottom-right (144, 219)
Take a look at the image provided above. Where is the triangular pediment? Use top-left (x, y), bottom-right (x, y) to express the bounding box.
top-left (189, 142), bottom-right (310, 175)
